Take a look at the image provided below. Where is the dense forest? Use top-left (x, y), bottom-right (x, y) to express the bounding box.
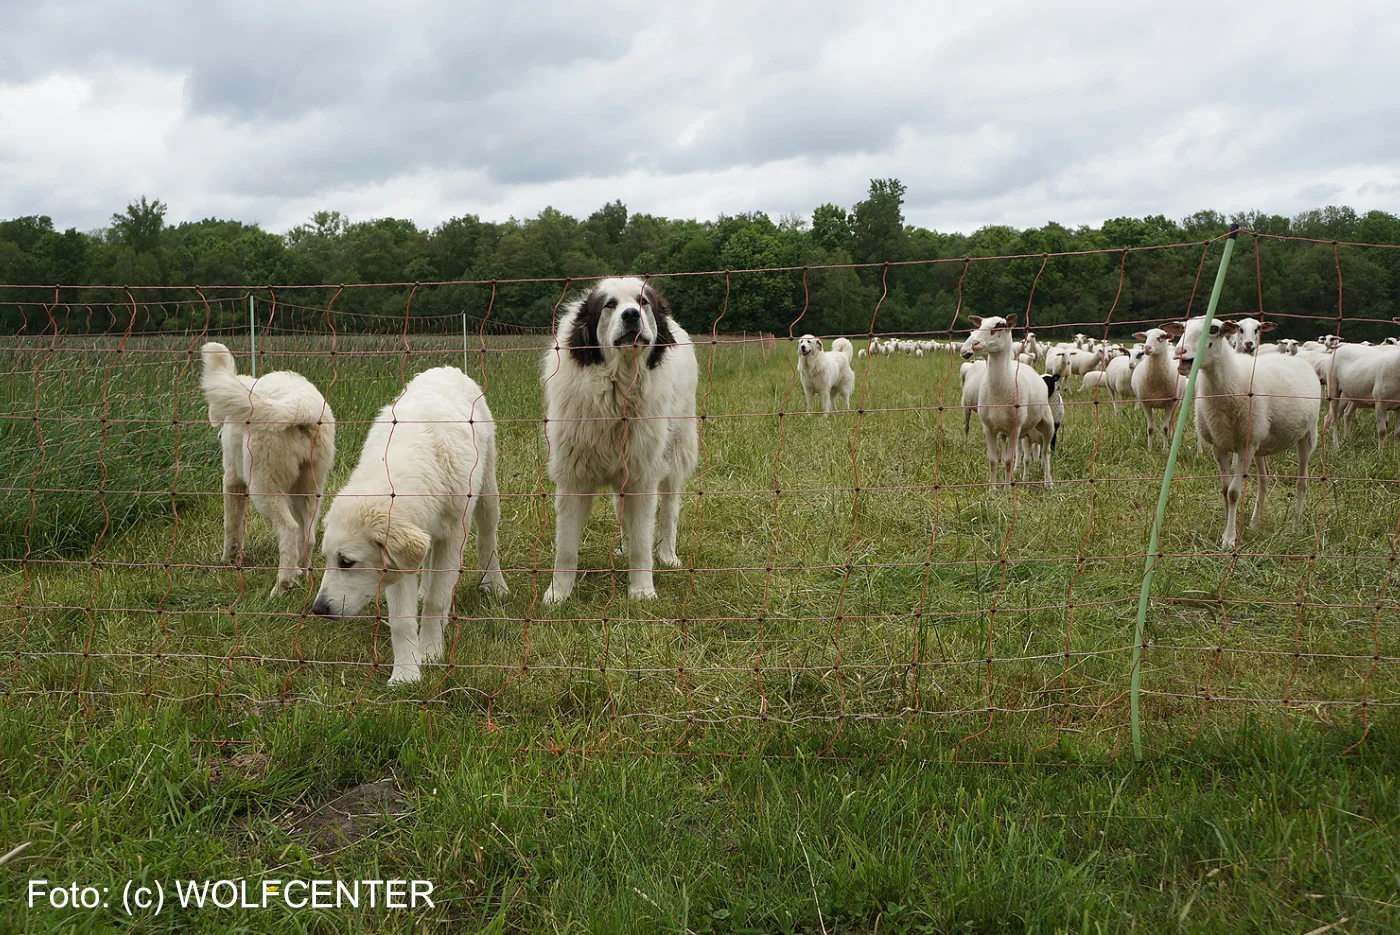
top-left (3, 180), bottom-right (1399, 340)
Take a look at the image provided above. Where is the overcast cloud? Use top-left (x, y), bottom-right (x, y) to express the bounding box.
top-left (2, 0), bottom-right (1398, 235)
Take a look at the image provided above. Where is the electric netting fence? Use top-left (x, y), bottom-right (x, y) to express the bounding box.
top-left (3, 230), bottom-right (1398, 763)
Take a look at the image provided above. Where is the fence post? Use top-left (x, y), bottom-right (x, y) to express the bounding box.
top-left (1130, 224), bottom-right (1240, 760)
top-left (248, 293), bottom-right (257, 378)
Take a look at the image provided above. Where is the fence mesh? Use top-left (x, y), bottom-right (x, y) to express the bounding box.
top-left (3, 230), bottom-right (1398, 761)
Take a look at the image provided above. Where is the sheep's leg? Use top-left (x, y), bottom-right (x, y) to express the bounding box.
top-left (1295, 434), bottom-right (1314, 521)
top-left (1162, 401), bottom-right (1177, 451)
top-left (1376, 400), bottom-right (1390, 452)
top-left (1249, 455), bottom-right (1270, 527)
top-left (1217, 451), bottom-right (1243, 550)
top-left (1143, 407), bottom-right (1155, 452)
top-left (1008, 426), bottom-right (1021, 485)
top-left (983, 425), bottom-right (1001, 487)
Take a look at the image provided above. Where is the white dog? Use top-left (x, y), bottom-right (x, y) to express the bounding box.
top-left (541, 277), bottom-right (698, 603)
top-left (200, 342), bottom-right (335, 597)
top-left (312, 367), bottom-right (507, 685)
top-left (796, 334), bottom-right (856, 412)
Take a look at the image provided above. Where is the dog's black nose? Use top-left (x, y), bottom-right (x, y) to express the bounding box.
top-left (311, 597), bottom-right (332, 616)
top-left (620, 307), bottom-right (640, 324)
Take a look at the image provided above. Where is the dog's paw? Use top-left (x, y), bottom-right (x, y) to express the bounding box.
top-left (387, 666), bottom-right (421, 687)
top-left (656, 550), bottom-right (682, 568)
top-left (480, 576), bottom-right (510, 597)
top-left (628, 585), bottom-right (658, 601)
top-left (612, 544), bottom-right (628, 558)
top-left (542, 584), bottom-right (570, 605)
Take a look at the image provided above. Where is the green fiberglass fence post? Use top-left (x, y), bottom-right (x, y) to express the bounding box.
top-left (1130, 224), bottom-right (1240, 761)
top-left (248, 293), bottom-right (257, 379)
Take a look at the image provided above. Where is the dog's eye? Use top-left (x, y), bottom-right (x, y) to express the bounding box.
top-left (638, 295), bottom-right (648, 307)
top-left (337, 554), bottom-right (354, 569)
top-left (604, 298), bottom-right (617, 309)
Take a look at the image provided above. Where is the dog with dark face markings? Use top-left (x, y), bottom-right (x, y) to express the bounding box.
top-left (540, 277), bottom-right (698, 603)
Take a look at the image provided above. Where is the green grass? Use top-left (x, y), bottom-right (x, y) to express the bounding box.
top-left (3, 327), bottom-right (1399, 931)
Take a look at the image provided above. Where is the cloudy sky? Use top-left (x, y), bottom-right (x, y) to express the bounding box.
top-left (2, 0), bottom-right (1398, 235)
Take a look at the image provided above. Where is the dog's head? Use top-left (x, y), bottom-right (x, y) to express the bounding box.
top-left (565, 277), bottom-right (674, 370)
top-left (311, 496), bottom-right (430, 619)
top-left (797, 334), bottom-right (821, 357)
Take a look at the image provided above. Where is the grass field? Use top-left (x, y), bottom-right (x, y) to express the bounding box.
top-left (3, 322), bottom-right (1399, 932)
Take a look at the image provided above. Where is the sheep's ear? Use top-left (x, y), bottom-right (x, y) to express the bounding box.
top-left (1004, 314), bottom-right (1018, 328)
top-left (1132, 332), bottom-right (1147, 340)
top-left (1260, 321), bottom-right (1277, 332)
top-left (1220, 320), bottom-right (1241, 335)
top-left (1162, 322), bottom-right (1185, 336)
top-left (969, 316), bottom-right (983, 327)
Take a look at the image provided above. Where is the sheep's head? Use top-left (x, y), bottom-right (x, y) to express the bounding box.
top-left (1132, 328), bottom-right (1175, 358)
top-left (1165, 317), bottom-right (1239, 376)
top-left (960, 315), bottom-right (1016, 359)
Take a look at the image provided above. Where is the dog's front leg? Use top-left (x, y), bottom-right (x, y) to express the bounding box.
top-left (543, 488), bottom-right (594, 604)
top-left (618, 486), bottom-right (659, 600)
top-left (384, 574), bottom-right (423, 685)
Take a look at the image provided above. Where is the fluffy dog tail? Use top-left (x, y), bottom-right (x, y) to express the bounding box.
top-left (830, 337), bottom-right (854, 359)
top-left (200, 342), bottom-right (290, 428)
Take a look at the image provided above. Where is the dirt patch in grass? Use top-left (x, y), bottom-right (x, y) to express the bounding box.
top-left (287, 779), bottom-right (408, 851)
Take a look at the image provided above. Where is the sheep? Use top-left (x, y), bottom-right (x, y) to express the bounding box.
top-left (1130, 328), bottom-right (1181, 451)
top-left (960, 359), bottom-right (987, 434)
top-left (1323, 342), bottom-right (1400, 447)
top-left (1103, 346), bottom-right (1143, 414)
top-left (1166, 317), bottom-right (1321, 550)
top-left (960, 315), bottom-right (1055, 487)
top-left (1227, 317), bottom-right (1275, 355)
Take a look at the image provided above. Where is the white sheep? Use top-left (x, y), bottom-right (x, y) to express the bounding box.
top-left (960, 359), bottom-right (987, 434)
top-left (1324, 342), bottom-right (1400, 447)
top-left (960, 315), bottom-right (1055, 487)
top-left (1227, 317), bottom-right (1276, 355)
top-left (1167, 317), bottom-right (1321, 549)
top-left (1130, 328), bottom-right (1181, 451)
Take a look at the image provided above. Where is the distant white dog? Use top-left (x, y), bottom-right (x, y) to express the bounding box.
top-left (312, 367), bottom-right (506, 685)
top-left (200, 342), bottom-right (335, 597)
top-left (796, 334), bottom-right (855, 412)
top-left (541, 277), bottom-right (698, 604)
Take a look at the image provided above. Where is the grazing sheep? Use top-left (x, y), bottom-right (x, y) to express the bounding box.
top-left (960, 315), bottom-right (1055, 487)
top-left (1130, 328), bottom-right (1181, 451)
top-left (1167, 317), bottom-right (1321, 550)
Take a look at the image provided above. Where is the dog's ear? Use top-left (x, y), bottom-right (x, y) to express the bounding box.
top-left (566, 288), bottom-right (605, 367)
top-left (645, 284), bottom-right (675, 370)
top-left (379, 515), bottom-right (430, 571)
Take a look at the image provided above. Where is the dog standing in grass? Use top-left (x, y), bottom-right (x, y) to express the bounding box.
top-left (200, 342), bottom-right (335, 597)
top-left (312, 367), bottom-right (507, 685)
top-left (796, 334), bottom-right (856, 412)
top-left (541, 277), bottom-right (698, 604)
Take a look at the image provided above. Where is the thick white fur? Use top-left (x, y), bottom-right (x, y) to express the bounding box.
top-left (796, 334), bottom-right (856, 412)
top-left (1169, 317), bottom-right (1321, 550)
top-left (312, 367), bottom-right (506, 685)
top-left (200, 342), bottom-right (335, 598)
top-left (960, 315), bottom-right (1055, 487)
top-left (542, 277), bottom-right (699, 603)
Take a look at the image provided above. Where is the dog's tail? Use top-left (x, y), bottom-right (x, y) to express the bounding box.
top-left (831, 337), bottom-right (854, 359)
top-left (200, 342), bottom-right (290, 428)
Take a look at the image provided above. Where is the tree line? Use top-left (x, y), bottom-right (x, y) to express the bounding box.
top-left (3, 182), bottom-right (1399, 341)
